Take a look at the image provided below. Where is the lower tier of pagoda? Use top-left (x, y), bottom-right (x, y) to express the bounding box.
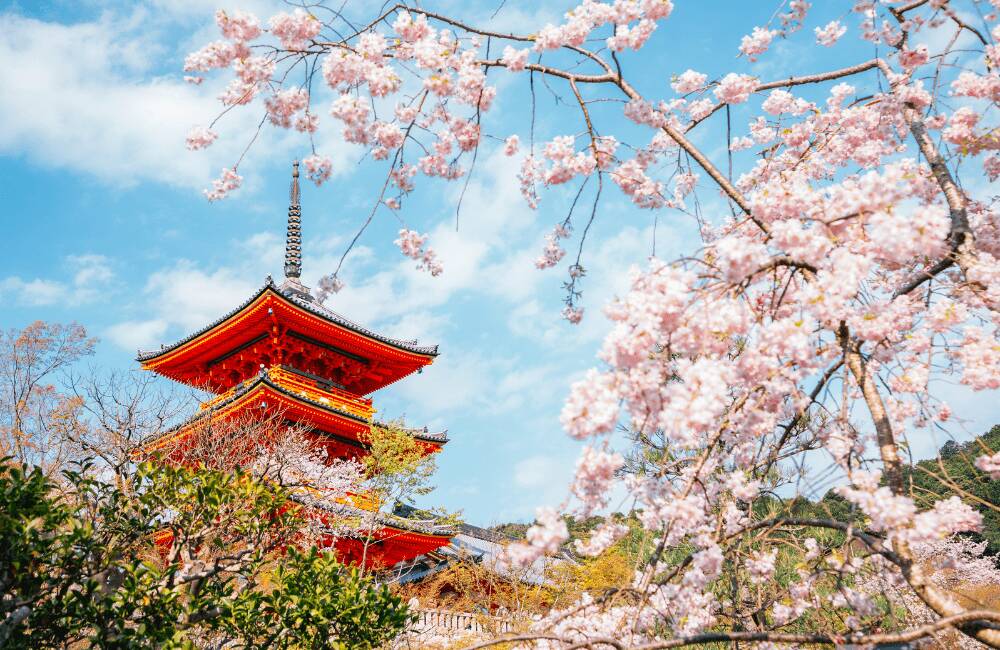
top-left (138, 365), bottom-right (452, 569)
top-left (300, 498), bottom-right (453, 569)
top-left (152, 503), bottom-right (452, 570)
top-left (139, 365), bottom-right (447, 464)
top-left (333, 531), bottom-right (452, 569)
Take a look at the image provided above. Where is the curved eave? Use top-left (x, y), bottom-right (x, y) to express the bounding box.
top-left (293, 494), bottom-right (454, 537)
top-left (137, 374), bottom-right (445, 453)
top-left (137, 374), bottom-right (370, 454)
top-left (136, 277), bottom-right (439, 365)
top-left (372, 420), bottom-right (449, 444)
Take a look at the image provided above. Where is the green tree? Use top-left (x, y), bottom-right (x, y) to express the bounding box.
top-left (354, 421), bottom-right (458, 571)
top-left (903, 425), bottom-right (1000, 554)
top-left (226, 548), bottom-right (411, 649)
top-left (0, 460), bottom-right (411, 648)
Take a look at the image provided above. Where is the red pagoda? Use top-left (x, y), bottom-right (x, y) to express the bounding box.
top-left (137, 162), bottom-right (452, 568)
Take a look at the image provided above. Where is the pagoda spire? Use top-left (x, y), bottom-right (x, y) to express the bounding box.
top-left (284, 161), bottom-right (302, 280)
top-left (279, 161), bottom-right (311, 300)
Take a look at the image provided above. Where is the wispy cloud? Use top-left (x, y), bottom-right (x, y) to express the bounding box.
top-left (0, 6), bottom-right (353, 191)
top-left (103, 258), bottom-right (260, 351)
top-left (0, 254), bottom-right (115, 307)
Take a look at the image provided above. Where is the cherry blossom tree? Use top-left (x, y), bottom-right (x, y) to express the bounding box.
top-left (187, 1), bottom-right (1000, 647)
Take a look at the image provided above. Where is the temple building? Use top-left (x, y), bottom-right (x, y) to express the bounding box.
top-left (136, 162), bottom-right (453, 568)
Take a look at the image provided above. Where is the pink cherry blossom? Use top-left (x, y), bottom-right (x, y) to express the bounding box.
top-left (528, 507), bottom-right (567, 548)
top-left (714, 235), bottom-right (769, 281)
top-left (867, 204), bottom-right (950, 264)
top-left (975, 452), bottom-right (1000, 479)
top-left (394, 229), bottom-right (443, 276)
top-left (984, 153), bottom-right (1000, 181)
top-left (575, 521), bottom-right (629, 556)
top-left (535, 224), bottom-right (569, 269)
top-left (951, 70), bottom-right (1000, 100)
top-left (203, 167), bottom-right (242, 201)
top-left (612, 159), bottom-right (665, 209)
top-left (269, 9), bottom-right (321, 51)
top-left (607, 19), bottom-right (657, 51)
top-left (686, 97), bottom-right (714, 120)
top-left (571, 445), bottom-right (624, 515)
top-left (955, 327), bottom-right (1000, 390)
top-left (899, 43), bottom-right (929, 70)
top-left (302, 154), bottom-right (332, 185)
top-left (671, 69), bottom-right (707, 95)
top-left (815, 20), bottom-right (846, 46)
top-left (561, 370), bottom-right (619, 439)
top-left (265, 88), bottom-right (309, 128)
top-left (216, 9), bottom-right (261, 43)
top-left (739, 26), bottom-right (775, 61)
top-left (725, 471), bottom-right (761, 502)
top-left (501, 45), bottom-right (529, 72)
top-left (295, 113), bottom-right (319, 133)
top-left (745, 548), bottom-right (777, 585)
top-left (373, 121), bottom-right (404, 150)
top-left (392, 11), bottom-right (430, 42)
top-left (714, 73), bottom-right (756, 104)
top-left (184, 40), bottom-right (249, 73)
top-left (185, 126), bottom-right (217, 150)
top-left (316, 274), bottom-right (344, 300)
top-left (730, 135), bottom-right (754, 151)
top-left (760, 89), bottom-right (811, 115)
top-left (234, 56), bottom-right (275, 85)
top-left (511, 506), bottom-right (568, 561)
top-left (942, 106), bottom-right (980, 147)
top-left (503, 134), bottom-right (520, 156)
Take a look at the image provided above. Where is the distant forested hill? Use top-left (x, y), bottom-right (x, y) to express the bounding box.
top-left (489, 424), bottom-right (1000, 558)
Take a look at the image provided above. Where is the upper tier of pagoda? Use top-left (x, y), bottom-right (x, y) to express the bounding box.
top-left (137, 277), bottom-right (437, 394)
top-left (137, 163), bottom-right (437, 395)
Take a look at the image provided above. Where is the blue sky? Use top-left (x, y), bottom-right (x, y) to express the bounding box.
top-left (1, 0), bottom-right (996, 524)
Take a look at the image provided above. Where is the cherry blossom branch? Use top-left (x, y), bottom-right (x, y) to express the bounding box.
top-left (844, 325), bottom-right (1000, 648)
top-left (871, 61), bottom-right (975, 300)
top-left (891, 0), bottom-right (990, 48)
top-left (461, 611), bottom-right (1000, 649)
top-left (842, 329), bottom-right (905, 491)
top-left (686, 59), bottom-right (883, 130)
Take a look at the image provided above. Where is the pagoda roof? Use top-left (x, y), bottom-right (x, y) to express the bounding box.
top-left (373, 420), bottom-right (449, 444)
top-left (137, 277), bottom-right (438, 394)
top-left (138, 369), bottom-right (448, 455)
top-left (293, 493), bottom-right (454, 537)
top-left (138, 276), bottom-right (438, 361)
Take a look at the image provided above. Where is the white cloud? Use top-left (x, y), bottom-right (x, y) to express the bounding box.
top-left (0, 254), bottom-right (115, 307)
top-left (0, 7), bottom-right (355, 191)
top-left (514, 454), bottom-right (561, 489)
top-left (391, 352), bottom-right (495, 417)
top-left (509, 451), bottom-right (575, 513)
top-left (240, 231), bottom-right (285, 271)
top-left (103, 258), bottom-right (262, 351)
top-left (143, 261), bottom-right (258, 331)
top-left (299, 150), bottom-right (544, 329)
top-left (71, 255), bottom-right (117, 304)
top-left (0, 12), bottom-right (215, 187)
top-left (0, 277), bottom-right (68, 307)
top-left (105, 318), bottom-right (169, 352)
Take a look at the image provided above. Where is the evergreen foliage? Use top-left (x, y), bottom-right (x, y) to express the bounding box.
top-left (0, 460), bottom-right (411, 648)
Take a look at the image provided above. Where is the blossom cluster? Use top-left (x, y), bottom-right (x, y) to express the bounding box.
top-left (204, 167), bottom-right (242, 201)
top-left (394, 229), bottom-right (443, 276)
